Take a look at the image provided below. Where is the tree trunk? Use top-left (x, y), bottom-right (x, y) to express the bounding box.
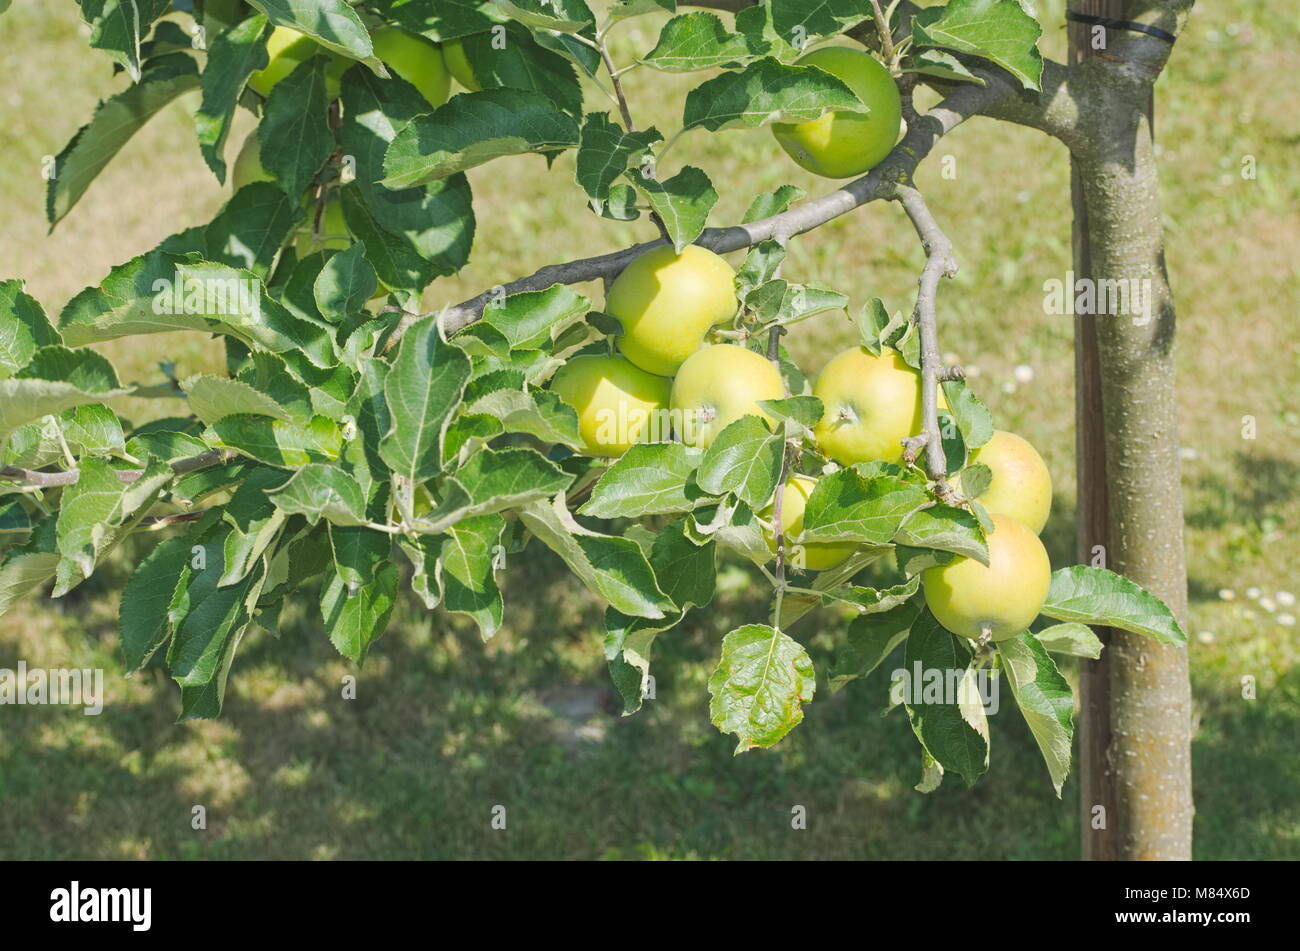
top-left (1069, 0), bottom-right (1194, 860)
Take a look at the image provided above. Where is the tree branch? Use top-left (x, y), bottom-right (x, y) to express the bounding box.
top-left (420, 78), bottom-right (1008, 340)
top-left (0, 448), bottom-right (232, 490)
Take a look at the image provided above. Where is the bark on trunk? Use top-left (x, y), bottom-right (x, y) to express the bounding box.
top-left (1069, 0), bottom-right (1194, 860)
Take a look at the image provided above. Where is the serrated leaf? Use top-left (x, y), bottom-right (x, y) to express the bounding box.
top-left (382, 89), bottom-right (580, 188)
top-left (259, 57), bottom-right (334, 198)
top-left (478, 285), bottom-right (590, 350)
top-left (894, 504), bottom-right (989, 564)
top-left (196, 15), bottom-right (273, 183)
top-left (518, 495), bottom-right (671, 619)
top-left (769, 0), bottom-right (874, 44)
top-left (629, 165), bottom-right (717, 252)
top-left (47, 53), bottom-right (199, 227)
top-left (997, 631), bottom-right (1074, 795)
top-left (313, 243), bottom-right (378, 320)
top-left (642, 12), bottom-right (757, 72)
top-left (268, 463), bottom-right (368, 526)
top-left (1034, 622), bottom-right (1103, 659)
top-left (493, 0), bottom-right (595, 33)
top-left (695, 415), bottom-right (784, 509)
top-left (74, 0), bottom-right (170, 81)
top-left (439, 513), bottom-right (505, 640)
top-left (682, 56), bottom-right (867, 133)
top-left (742, 184), bottom-right (806, 224)
top-left (183, 374), bottom-right (292, 425)
top-left (941, 378), bottom-right (993, 450)
top-left (379, 315), bottom-right (472, 484)
top-left (905, 47), bottom-right (988, 85)
top-left (802, 470), bottom-right (929, 544)
top-left (830, 598), bottom-right (920, 690)
top-left (423, 447), bottom-right (573, 530)
top-left (911, 0), bottom-right (1044, 91)
top-left (903, 608), bottom-right (987, 785)
top-left (709, 623), bottom-right (816, 753)
top-left (575, 112), bottom-right (661, 205)
top-left (1041, 565), bottom-right (1186, 645)
top-left (0, 281), bottom-right (61, 379)
top-left (0, 379), bottom-right (129, 452)
top-left (580, 442), bottom-right (705, 518)
top-left (245, 0), bottom-right (380, 64)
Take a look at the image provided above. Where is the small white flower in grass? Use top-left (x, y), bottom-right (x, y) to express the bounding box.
top-left (1218, 588), bottom-right (1235, 601)
top-left (1278, 614), bottom-right (1296, 627)
top-left (944, 352), bottom-right (961, 365)
top-left (1259, 597), bottom-right (1277, 613)
top-left (1016, 190), bottom-right (1031, 203)
top-left (966, 364), bottom-right (981, 378)
top-left (1276, 591), bottom-right (1295, 607)
top-left (1245, 587), bottom-right (1262, 600)
top-left (1241, 609), bottom-right (1258, 621)
top-left (1013, 364), bottom-right (1034, 383)
top-left (1001, 380), bottom-right (1017, 394)
top-left (1196, 631), bottom-right (1215, 644)
top-left (1179, 447), bottom-right (1199, 461)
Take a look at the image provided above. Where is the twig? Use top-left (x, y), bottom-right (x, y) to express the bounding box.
top-left (869, 0), bottom-right (898, 68)
top-left (0, 448), bottom-right (233, 490)
top-left (403, 78), bottom-right (1007, 347)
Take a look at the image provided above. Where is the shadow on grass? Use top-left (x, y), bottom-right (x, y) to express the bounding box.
top-left (0, 504), bottom-right (1293, 860)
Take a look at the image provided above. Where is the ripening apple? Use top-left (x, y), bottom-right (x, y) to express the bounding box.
top-left (295, 193), bottom-right (351, 256)
top-left (247, 26), bottom-right (348, 100)
top-left (813, 347), bottom-right (940, 466)
top-left (550, 354), bottom-right (672, 457)
top-left (606, 245), bottom-right (738, 377)
top-left (231, 131), bottom-right (274, 190)
top-left (669, 343), bottom-right (784, 449)
top-left (772, 47), bottom-right (902, 179)
top-left (922, 513), bottom-right (1051, 641)
top-left (762, 474), bottom-right (857, 572)
top-left (441, 37), bottom-right (480, 91)
top-left (969, 430), bottom-right (1053, 533)
top-left (371, 27), bottom-right (451, 108)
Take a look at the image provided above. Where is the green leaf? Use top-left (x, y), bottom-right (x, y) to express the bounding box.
top-left (478, 285), bottom-right (590, 350)
top-left (196, 15), bottom-right (273, 183)
top-left (0, 550), bottom-right (60, 618)
top-left (0, 379), bottom-right (129, 453)
top-left (454, 21), bottom-right (584, 117)
top-left (211, 414), bottom-right (342, 467)
top-left (322, 525), bottom-right (397, 664)
top-left (802, 471), bottom-right (929, 544)
top-left (830, 599), bottom-right (921, 691)
top-left (205, 182), bottom-right (307, 277)
top-left (997, 631), bottom-right (1074, 795)
top-left (1041, 565), bottom-right (1187, 645)
top-left (493, 0), bottom-right (595, 33)
top-left (259, 57), bottom-right (334, 198)
top-left (709, 624), bottom-right (816, 753)
top-left (440, 514), bottom-right (506, 640)
top-left (424, 447), bottom-right (573, 530)
top-left (313, 243), bottom-right (378, 320)
top-left (183, 373), bottom-right (292, 425)
top-left (17, 345), bottom-right (120, 391)
top-left (268, 463), bottom-right (368, 526)
top-left (911, 0), bottom-right (1044, 91)
top-left (74, 0), bottom-right (170, 81)
top-left (742, 184), bottom-right (806, 224)
top-left (245, 0), bottom-right (380, 64)
top-left (941, 378), bottom-right (993, 450)
top-left (379, 315), bottom-right (473, 484)
top-left (382, 89), bottom-right (580, 188)
top-left (894, 504), bottom-right (989, 565)
top-left (695, 415), bottom-right (784, 509)
top-left (629, 166), bottom-right (717, 252)
top-left (682, 56), bottom-right (867, 133)
top-left (338, 68), bottom-right (476, 289)
top-left (219, 468), bottom-right (290, 586)
top-left (54, 458), bottom-right (173, 591)
top-left (0, 280), bottom-right (61, 379)
top-left (770, 0), bottom-right (875, 45)
top-left (370, 0), bottom-right (496, 40)
top-left (575, 112), bottom-right (662, 206)
top-left (1034, 622), bottom-right (1103, 659)
top-left (642, 12), bottom-right (758, 72)
top-left (47, 52), bottom-right (199, 227)
top-left (903, 608), bottom-right (987, 785)
top-left (518, 495), bottom-right (672, 619)
top-left (580, 443), bottom-right (705, 519)
top-left (905, 47), bottom-right (988, 86)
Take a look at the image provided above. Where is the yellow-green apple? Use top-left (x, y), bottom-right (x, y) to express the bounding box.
top-left (772, 46), bottom-right (902, 179)
top-left (549, 354), bottom-right (671, 457)
top-left (969, 429), bottom-right (1052, 533)
top-left (231, 130), bottom-right (274, 190)
top-left (442, 37), bottom-right (480, 91)
top-left (813, 347), bottom-right (940, 465)
top-left (922, 513), bottom-right (1051, 641)
top-left (371, 27), bottom-right (451, 108)
top-left (669, 343), bottom-right (784, 449)
top-left (606, 245), bottom-right (737, 377)
top-left (762, 474), bottom-right (857, 571)
top-left (248, 26), bottom-right (347, 100)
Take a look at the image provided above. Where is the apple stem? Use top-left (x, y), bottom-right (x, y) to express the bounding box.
top-left (868, 0), bottom-right (900, 69)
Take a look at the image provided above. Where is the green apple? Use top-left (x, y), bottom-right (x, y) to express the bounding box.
top-left (295, 193), bottom-right (350, 256)
top-left (248, 26), bottom-right (347, 100)
top-left (372, 27), bottom-right (451, 109)
top-left (606, 245), bottom-right (738, 377)
top-left (762, 474), bottom-right (857, 572)
top-left (969, 430), bottom-right (1052, 533)
top-left (231, 130), bottom-right (274, 190)
top-left (813, 346), bottom-right (941, 465)
top-left (772, 46), bottom-right (902, 179)
top-left (669, 343), bottom-right (784, 449)
top-left (442, 37), bottom-right (480, 91)
top-left (922, 513), bottom-right (1051, 641)
top-left (550, 354), bottom-right (671, 457)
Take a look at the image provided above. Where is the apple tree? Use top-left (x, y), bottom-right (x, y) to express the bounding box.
top-left (0, 0), bottom-right (1197, 858)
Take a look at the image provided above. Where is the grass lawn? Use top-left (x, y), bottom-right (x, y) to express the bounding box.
top-left (0, 1), bottom-right (1296, 859)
